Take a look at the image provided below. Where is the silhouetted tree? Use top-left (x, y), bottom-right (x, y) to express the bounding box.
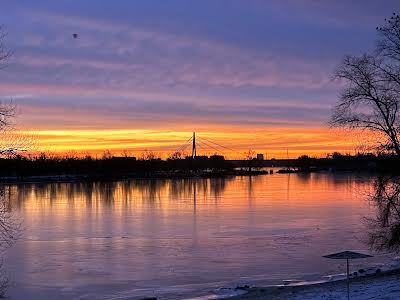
top-left (0, 27), bottom-right (29, 157)
top-left (140, 150), bottom-right (158, 161)
top-left (122, 150), bottom-right (131, 158)
top-left (0, 28), bottom-right (21, 245)
top-left (168, 150), bottom-right (184, 160)
top-left (244, 149), bottom-right (255, 172)
top-left (101, 150), bottom-right (112, 160)
top-left (0, 28), bottom-right (10, 70)
top-left (331, 13), bottom-right (400, 157)
top-left (0, 189), bottom-right (19, 251)
top-left (0, 187), bottom-right (20, 298)
top-left (0, 28), bottom-right (13, 132)
top-left (365, 176), bottom-right (400, 253)
top-left (0, 29), bottom-right (24, 297)
top-left (296, 155), bottom-right (312, 171)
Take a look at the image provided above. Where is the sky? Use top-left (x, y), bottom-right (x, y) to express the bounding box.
top-left (1, 0), bottom-right (400, 158)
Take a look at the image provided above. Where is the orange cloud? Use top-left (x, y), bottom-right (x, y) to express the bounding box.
top-left (23, 127), bottom-right (360, 159)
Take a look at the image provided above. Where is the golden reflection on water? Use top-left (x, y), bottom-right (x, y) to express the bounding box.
top-left (4, 173), bottom-right (374, 238)
top-left (7, 173), bottom-right (371, 210)
top-left (2, 174), bottom-right (373, 234)
top-left (2, 173), bottom-right (381, 299)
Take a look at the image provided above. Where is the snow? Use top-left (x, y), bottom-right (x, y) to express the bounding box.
top-left (231, 270), bottom-right (400, 300)
top-left (287, 275), bottom-right (400, 300)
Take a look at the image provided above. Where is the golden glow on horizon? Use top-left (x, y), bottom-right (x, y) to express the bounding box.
top-left (22, 127), bottom-right (362, 159)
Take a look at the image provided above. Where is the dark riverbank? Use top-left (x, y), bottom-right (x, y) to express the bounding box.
top-left (1, 152), bottom-right (399, 183)
top-left (0, 169), bottom-right (269, 184)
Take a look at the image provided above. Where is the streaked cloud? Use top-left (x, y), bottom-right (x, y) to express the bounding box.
top-left (27, 128), bottom-right (357, 159)
top-left (1, 1), bottom-right (399, 156)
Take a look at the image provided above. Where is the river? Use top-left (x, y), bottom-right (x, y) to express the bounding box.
top-left (1, 172), bottom-right (394, 299)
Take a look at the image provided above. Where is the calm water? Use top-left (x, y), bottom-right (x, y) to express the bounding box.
top-left (1, 172), bottom-right (394, 299)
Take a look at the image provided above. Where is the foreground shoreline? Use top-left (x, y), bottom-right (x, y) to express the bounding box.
top-left (228, 268), bottom-right (400, 300)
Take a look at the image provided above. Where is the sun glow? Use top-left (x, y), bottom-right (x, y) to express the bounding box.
top-left (23, 127), bottom-right (360, 159)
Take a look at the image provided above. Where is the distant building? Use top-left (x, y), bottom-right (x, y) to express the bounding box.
top-left (256, 153), bottom-right (264, 161)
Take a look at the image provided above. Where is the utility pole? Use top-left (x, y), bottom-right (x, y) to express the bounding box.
top-left (192, 132), bottom-right (197, 159)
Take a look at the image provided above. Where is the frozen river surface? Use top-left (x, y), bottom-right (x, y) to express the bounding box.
top-left (2, 172), bottom-right (393, 299)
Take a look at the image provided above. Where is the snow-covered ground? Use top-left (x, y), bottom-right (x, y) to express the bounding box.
top-left (231, 270), bottom-right (400, 300)
top-left (285, 276), bottom-right (400, 299)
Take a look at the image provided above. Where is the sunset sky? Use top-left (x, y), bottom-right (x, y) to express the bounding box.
top-left (1, 1), bottom-right (400, 158)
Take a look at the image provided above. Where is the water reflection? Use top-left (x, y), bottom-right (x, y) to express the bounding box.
top-left (365, 176), bottom-right (400, 253)
top-left (2, 173), bottom-right (391, 299)
top-left (8, 178), bottom-right (236, 211)
top-left (6, 174), bottom-right (372, 211)
top-left (0, 186), bottom-right (20, 297)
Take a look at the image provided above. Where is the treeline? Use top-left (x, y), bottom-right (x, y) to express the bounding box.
top-left (293, 152), bottom-right (400, 172)
top-left (0, 153), bottom-right (231, 178)
top-left (1, 151), bottom-right (399, 179)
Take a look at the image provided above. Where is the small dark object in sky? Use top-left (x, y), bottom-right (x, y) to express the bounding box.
top-left (73, 33), bottom-right (78, 39)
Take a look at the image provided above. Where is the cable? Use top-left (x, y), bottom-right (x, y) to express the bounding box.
top-left (197, 140), bottom-right (223, 154)
top-left (179, 142), bottom-right (192, 153)
top-left (176, 136), bottom-right (192, 151)
top-left (198, 136), bottom-right (240, 154)
top-left (175, 136), bottom-right (193, 153)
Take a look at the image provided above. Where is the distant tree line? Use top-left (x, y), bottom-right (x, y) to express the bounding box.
top-left (294, 152), bottom-right (400, 172)
top-left (0, 152), bottom-right (231, 178)
top-left (0, 151), bottom-right (399, 179)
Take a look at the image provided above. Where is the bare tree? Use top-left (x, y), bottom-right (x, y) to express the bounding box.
top-left (331, 13), bottom-right (400, 156)
top-left (0, 28), bottom-right (11, 69)
top-left (0, 28), bottom-right (22, 298)
top-left (0, 130), bottom-right (31, 157)
top-left (0, 187), bottom-right (20, 298)
top-left (0, 28), bottom-right (21, 250)
top-left (101, 150), bottom-right (113, 160)
top-left (0, 189), bottom-right (19, 252)
top-left (140, 150), bottom-right (159, 161)
top-left (168, 150), bottom-right (186, 160)
top-left (244, 149), bottom-right (255, 172)
top-left (0, 27), bottom-right (13, 131)
top-left (0, 102), bottom-right (14, 132)
top-left (365, 176), bottom-right (400, 253)
top-left (121, 149), bottom-right (130, 158)
top-left (0, 27), bottom-right (29, 158)
top-left (244, 149), bottom-right (255, 161)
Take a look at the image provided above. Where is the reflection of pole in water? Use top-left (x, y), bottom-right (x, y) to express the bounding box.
top-left (248, 175), bottom-right (253, 208)
top-left (192, 179), bottom-right (198, 247)
top-left (286, 173), bottom-right (291, 202)
top-left (193, 179), bottom-right (197, 213)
